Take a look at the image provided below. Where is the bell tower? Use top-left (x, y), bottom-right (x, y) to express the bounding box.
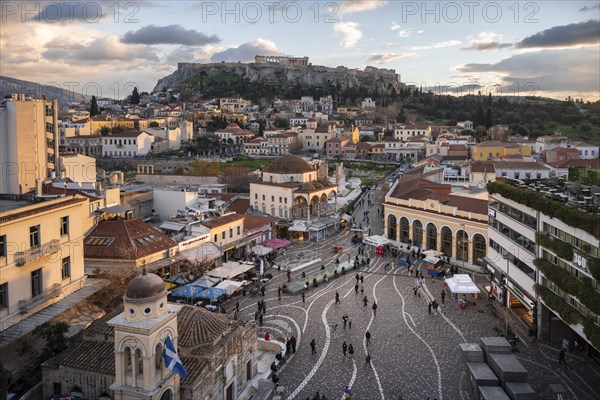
top-left (109, 269), bottom-right (183, 400)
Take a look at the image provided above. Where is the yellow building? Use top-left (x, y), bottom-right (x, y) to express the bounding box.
top-left (472, 141), bottom-right (532, 161)
top-left (342, 126), bottom-right (360, 144)
top-left (0, 195), bottom-right (89, 335)
top-left (383, 175), bottom-right (488, 264)
top-left (0, 94), bottom-right (59, 194)
top-left (201, 213), bottom-right (245, 259)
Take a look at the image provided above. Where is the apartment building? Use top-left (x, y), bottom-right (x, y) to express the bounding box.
top-left (0, 94), bottom-right (59, 194)
top-left (394, 123), bottom-right (432, 142)
top-left (486, 180), bottom-right (600, 354)
top-left (0, 195), bottom-right (89, 337)
top-left (101, 131), bottom-right (154, 157)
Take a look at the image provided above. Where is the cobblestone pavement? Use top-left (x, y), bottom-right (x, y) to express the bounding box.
top-left (231, 186), bottom-right (600, 400)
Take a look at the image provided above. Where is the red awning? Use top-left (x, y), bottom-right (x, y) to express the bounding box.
top-left (263, 238), bottom-right (292, 249)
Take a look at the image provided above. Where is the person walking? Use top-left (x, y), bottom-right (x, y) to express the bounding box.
top-left (428, 301), bottom-right (432, 315)
top-left (372, 302), bottom-right (378, 317)
top-left (235, 301), bottom-right (240, 313)
top-left (559, 348), bottom-right (567, 366)
top-left (360, 274), bottom-right (364, 284)
top-left (365, 353), bottom-right (371, 368)
top-left (258, 312), bottom-right (264, 326)
top-left (363, 296), bottom-right (369, 307)
top-left (302, 290), bottom-right (305, 303)
top-left (355, 273), bottom-right (360, 283)
top-left (343, 386), bottom-right (353, 399)
top-left (360, 283), bottom-right (365, 295)
top-left (348, 343), bottom-right (354, 358)
top-left (310, 338), bottom-right (317, 355)
top-left (342, 341), bottom-right (348, 357)
top-left (365, 330), bottom-right (371, 346)
top-left (261, 285), bottom-right (266, 296)
top-left (278, 287), bottom-right (282, 301)
top-left (335, 291), bottom-right (340, 304)
top-left (355, 283), bottom-right (359, 295)
top-left (291, 335), bottom-right (297, 353)
top-left (342, 314), bottom-right (348, 330)
top-left (332, 323), bottom-right (339, 339)
top-left (441, 290), bottom-right (446, 304)
top-left (348, 316), bottom-right (353, 329)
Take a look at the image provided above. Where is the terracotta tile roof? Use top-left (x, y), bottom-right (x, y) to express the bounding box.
top-left (84, 218), bottom-right (177, 260)
top-left (445, 195), bottom-right (488, 215)
top-left (470, 161), bottom-right (495, 173)
top-left (45, 340), bottom-right (115, 375)
top-left (227, 198), bottom-right (251, 214)
top-left (493, 161), bottom-right (550, 170)
top-left (177, 305), bottom-right (232, 348)
top-left (243, 215), bottom-right (276, 230)
top-left (216, 123), bottom-right (254, 136)
top-left (557, 159), bottom-right (600, 168)
top-left (201, 213), bottom-right (244, 229)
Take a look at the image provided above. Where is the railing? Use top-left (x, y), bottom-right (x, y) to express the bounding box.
top-left (18, 283), bottom-right (61, 313)
top-left (15, 239), bottom-right (61, 266)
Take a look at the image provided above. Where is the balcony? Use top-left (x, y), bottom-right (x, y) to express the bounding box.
top-left (18, 283), bottom-right (61, 313)
top-left (15, 239), bottom-right (61, 266)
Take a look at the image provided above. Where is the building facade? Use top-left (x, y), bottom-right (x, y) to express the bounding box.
top-left (0, 94), bottom-right (59, 194)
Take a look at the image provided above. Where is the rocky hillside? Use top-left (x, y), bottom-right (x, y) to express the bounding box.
top-left (0, 76), bottom-right (90, 106)
top-left (153, 62), bottom-right (399, 99)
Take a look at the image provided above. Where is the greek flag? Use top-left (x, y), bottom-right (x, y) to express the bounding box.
top-left (163, 336), bottom-right (188, 379)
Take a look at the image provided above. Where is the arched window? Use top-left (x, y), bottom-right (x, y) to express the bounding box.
top-left (399, 217), bottom-right (410, 243)
top-left (135, 348), bottom-right (143, 375)
top-left (441, 227), bottom-right (453, 256)
top-left (155, 344), bottom-right (163, 371)
top-left (124, 347), bottom-right (132, 373)
top-left (473, 234), bottom-right (487, 263)
top-left (412, 220), bottom-right (423, 247)
top-left (426, 223), bottom-right (437, 250)
top-left (387, 215), bottom-right (397, 241)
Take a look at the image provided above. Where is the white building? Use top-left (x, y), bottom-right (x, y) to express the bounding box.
top-left (534, 134), bottom-right (570, 154)
top-left (394, 123), bottom-right (432, 142)
top-left (102, 131), bottom-right (154, 157)
top-left (492, 161), bottom-right (552, 180)
top-left (571, 141), bottom-right (599, 159)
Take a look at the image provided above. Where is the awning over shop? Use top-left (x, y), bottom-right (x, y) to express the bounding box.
top-left (423, 256), bottom-right (442, 266)
top-left (263, 238), bottom-right (292, 249)
top-left (251, 245), bottom-right (272, 256)
top-left (309, 217), bottom-right (337, 231)
top-left (288, 222), bottom-right (309, 232)
top-left (363, 235), bottom-right (390, 247)
top-left (444, 274), bottom-right (480, 294)
top-left (423, 249), bottom-right (442, 257)
top-left (179, 242), bottom-right (222, 263)
top-left (207, 261), bottom-right (255, 279)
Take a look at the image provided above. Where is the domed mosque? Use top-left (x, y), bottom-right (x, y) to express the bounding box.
top-left (250, 154), bottom-right (338, 239)
top-left (42, 268), bottom-right (258, 400)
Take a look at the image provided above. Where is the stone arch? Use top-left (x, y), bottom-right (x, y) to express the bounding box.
top-left (473, 233), bottom-right (487, 263)
top-left (440, 226), bottom-right (453, 257)
top-left (119, 336), bottom-right (146, 356)
top-left (456, 229), bottom-right (469, 262)
top-left (135, 348), bottom-right (144, 376)
top-left (399, 217), bottom-right (410, 243)
top-left (293, 196), bottom-right (307, 219)
top-left (155, 343), bottom-right (163, 371)
top-left (124, 346), bottom-right (133, 374)
top-left (426, 223), bottom-right (437, 250)
top-left (412, 220), bottom-right (423, 247)
top-left (159, 388), bottom-right (173, 400)
top-left (310, 195), bottom-right (320, 216)
top-left (387, 214), bottom-right (397, 241)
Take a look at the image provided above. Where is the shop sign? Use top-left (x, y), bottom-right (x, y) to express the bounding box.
top-left (508, 282), bottom-right (533, 309)
top-left (572, 253), bottom-right (590, 274)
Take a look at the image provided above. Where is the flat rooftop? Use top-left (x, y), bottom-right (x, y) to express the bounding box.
top-left (0, 197), bottom-right (30, 213)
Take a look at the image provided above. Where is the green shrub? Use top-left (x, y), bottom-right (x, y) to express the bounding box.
top-left (537, 285), bottom-right (582, 325)
top-left (535, 233), bottom-right (574, 260)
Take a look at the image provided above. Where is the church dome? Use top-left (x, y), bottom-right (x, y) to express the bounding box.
top-left (124, 271), bottom-right (167, 303)
top-left (264, 155), bottom-right (314, 174)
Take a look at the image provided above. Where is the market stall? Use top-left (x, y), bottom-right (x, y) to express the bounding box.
top-left (444, 274), bottom-right (480, 294)
top-left (424, 256), bottom-right (444, 276)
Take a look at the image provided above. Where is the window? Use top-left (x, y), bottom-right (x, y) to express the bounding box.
top-left (284, 198), bottom-right (288, 204)
top-left (222, 231), bottom-right (226, 240)
top-left (237, 226), bottom-right (241, 235)
top-left (229, 228), bottom-right (233, 238)
top-left (0, 283), bottom-right (7, 309)
top-left (279, 197), bottom-right (282, 203)
top-left (271, 196), bottom-right (275, 202)
top-left (31, 269), bottom-right (42, 297)
top-left (61, 257), bottom-right (71, 280)
top-left (255, 194), bottom-right (258, 199)
top-left (262, 195), bottom-right (265, 201)
top-left (60, 216), bottom-right (69, 236)
top-left (0, 235), bottom-right (5, 258)
top-left (214, 234), bottom-right (218, 242)
top-left (30, 225), bottom-right (40, 248)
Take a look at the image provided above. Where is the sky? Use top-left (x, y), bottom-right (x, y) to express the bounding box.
top-left (1, 0), bottom-right (599, 101)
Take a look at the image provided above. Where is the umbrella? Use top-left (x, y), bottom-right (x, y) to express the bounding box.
top-left (192, 275), bottom-right (219, 288)
top-left (195, 287), bottom-right (226, 300)
top-left (171, 284), bottom-right (205, 299)
top-left (251, 245), bottom-right (272, 256)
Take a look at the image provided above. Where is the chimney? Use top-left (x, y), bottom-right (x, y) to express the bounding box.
top-left (35, 179), bottom-right (43, 196)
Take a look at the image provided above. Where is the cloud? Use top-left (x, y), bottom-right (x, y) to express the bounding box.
top-left (389, 24), bottom-right (422, 38)
top-left (455, 47), bottom-right (599, 94)
top-left (579, 4), bottom-right (600, 12)
top-left (42, 36), bottom-right (159, 64)
top-left (210, 38), bottom-right (279, 62)
top-left (410, 40), bottom-right (461, 50)
top-left (339, 0), bottom-right (388, 14)
top-left (121, 25), bottom-right (220, 46)
top-left (381, 42), bottom-right (395, 49)
top-left (390, 22), bottom-right (401, 31)
top-left (516, 20), bottom-right (600, 49)
top-left (367, 53), bottom-right (418, 63)
top-left (332, 22), bottom-right (363, 48)
top-left (463, 32), bottom-right (512, 51)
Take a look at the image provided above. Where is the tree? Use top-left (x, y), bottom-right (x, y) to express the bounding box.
top-left (90, 96), bottom-right (100, 116)
top-left (149, 121), bottom-right (159, 128)
top-left (100, 126), bottom-right (110, 136)
top-left (397, 108), bottom-right (406, 123)
top-left (131, 87), bottom-right (140, 104)
top-left (33, 322), bottom-right (70, 362)
top-left (485, 107), bottom-right (493, 129)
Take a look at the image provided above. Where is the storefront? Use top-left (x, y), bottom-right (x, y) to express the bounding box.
top-left (506, 281), bottom-right (536, 332)
top-left (309, 217), bottom-right (338, 241)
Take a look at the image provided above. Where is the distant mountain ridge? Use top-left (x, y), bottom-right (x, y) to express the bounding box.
top-left (0, 76), bottom-right (90, 106)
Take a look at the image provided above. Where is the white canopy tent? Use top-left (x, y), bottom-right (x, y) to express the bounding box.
top-left (215, 280), bottom-right (244, 295)
top-left (444, 274), bottom-right (480, 294)
top-left (363, 235), bottom-right (390, 247)
top-left (207, 261), bottom-right (255, 280)
top-left (251, 245), bottom-right (272, 256)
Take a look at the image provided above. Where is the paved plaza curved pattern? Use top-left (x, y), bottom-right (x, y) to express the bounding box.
top-left (232, 187), bottom-right (600, 400)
